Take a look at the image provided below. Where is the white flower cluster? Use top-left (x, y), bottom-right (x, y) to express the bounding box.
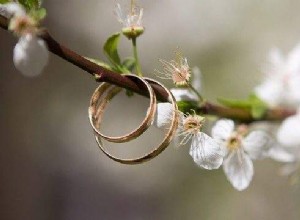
top-left (154, 100), bottom-right (270, 191)
top-left (153, 44), bottom-right (300, 191)
top-left (0, 3), bottom-right (48, 77)
top-left (255, 45), bottom-right (300, 178)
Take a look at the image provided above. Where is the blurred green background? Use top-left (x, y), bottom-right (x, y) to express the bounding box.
top-left (1, 0), bottom-right (300, 219)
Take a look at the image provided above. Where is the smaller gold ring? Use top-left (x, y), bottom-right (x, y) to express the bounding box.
top-left (89, 74), bottom-right (157, 143)
top-left (93, 78), bottom-right (179, 164)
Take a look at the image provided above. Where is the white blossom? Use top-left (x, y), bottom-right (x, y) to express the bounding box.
top-left (0, 2), bottom-right (26, 18)
top-left (270, 108), bottom-right (300, 177)
top-left (255, 45), bottom-right (300, 107)
top-left (1, 2), bottom-right (49, 77)
top-left (268, 144), bottom-right (300, 176)
top-left (277, 108), bottom-right (300, 147)
top-left (268, 144), bottom-right (296, 163)
top-left (14, 34), bottom-right (49, 77)
top-left (212, 119), bottom-right (270, 191)
top-left (154, 103), bottom-right (224, 170)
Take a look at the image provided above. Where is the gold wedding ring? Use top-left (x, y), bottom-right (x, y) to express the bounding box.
top-left (89, 74), bottom-right (156, 143)
top-left (89, 75), bottom-right (179, 164)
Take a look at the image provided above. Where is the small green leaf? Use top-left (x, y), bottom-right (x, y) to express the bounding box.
top-left (249, 94), bottom-right (268, 119)
top-left (30, 7), bottom-right (46, 21)
top-left (122, 57), bottom-right (136, 72)
top-left (0, 0), bottom-right (11, 4)
top-left (18, 0), bottom-right (41, 11)
top-left (103, 33), bottom-right (122, 67)
top-left (251, 104), bottom-right (267, 119)
top-left (218, 94), bottom-right (268, 120)
top-left (218, 98), bottom-right (252, 108)
top-left (85, 57), bottom-right (114, 71)
top-left (177, 101), bottom-right (199, 113)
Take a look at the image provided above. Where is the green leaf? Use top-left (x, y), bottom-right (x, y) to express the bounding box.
top-left (0, 0), bottom-right (11, 4)
top-left (18, 0), bottom-right (41, 11)
top-left (249, 94), bottom-right (268, 119)
top-left (218, 98), bottom-right (252, 108)
top-left (177, 101), bottom-right (199, 113)
top-left (85, 57), bottom-right (114, 71)
top-left (251, 104), bottom-right (267, 119)
top-left (122, 57), bottom-right (136, 72)
top-left (218, 94), bottom-right (268, 120)
top-left (29, 7), bottom-right (46, 21)
top-left (103, 33), bottom-right (122, 68)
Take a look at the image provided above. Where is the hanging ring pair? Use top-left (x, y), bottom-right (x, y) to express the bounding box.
top-left (88, 74), bottom-right (179, 165)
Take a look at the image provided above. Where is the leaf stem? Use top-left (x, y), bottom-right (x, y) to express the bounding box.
top-left (132, 37), bottom-right (142, 76)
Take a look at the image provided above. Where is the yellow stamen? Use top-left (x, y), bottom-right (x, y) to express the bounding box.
top-left (183, 115), bottom-right (205, 135)
top-left (227, 135), bottom-right (241, 150)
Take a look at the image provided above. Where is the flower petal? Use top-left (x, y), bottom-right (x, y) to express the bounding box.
top-left (242, 130), bottom-right (270, 160)
top-left (254, 79), bottom-right (284, 107)
top-left (279, 163), bottom-right (299, 176)
top-left (268, 144), bottom-right (296, 163)
top-left (223, 149), bottom-right (254, 191)
top-left (211, 119), bottom-right (234, 143)
top-left (13, 34), bottom-right (49, 77)
top-left (189, 132), bottom-right (224, 170)
top-left (170, 88), bottom-right (197, 102)
top-left (1, 3), bottom-right (26, 17)
top-left (153, 103), bottom-right (174, 128)
top-left (277, 114), bottom-right (300, 147)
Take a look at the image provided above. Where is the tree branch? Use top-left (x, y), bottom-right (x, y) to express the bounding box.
top-left (0, 15), bottom-right (296, 122)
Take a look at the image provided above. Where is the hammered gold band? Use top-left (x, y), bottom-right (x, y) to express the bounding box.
top-left (89, 74), bottom-right (157, 143)
top-left (89, 76), bottom-right (179, 164)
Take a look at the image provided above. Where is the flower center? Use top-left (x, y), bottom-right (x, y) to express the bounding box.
top-left (10, 16), bottom-right (36, 36)
top-left (183, 115), bottom-right (204, 135)
top-left (227, 134), bottom-right (241, 150)
top-left (172, 68), bottom-right (191, 86)
top-left (226, 125), bottom-right (248, 151)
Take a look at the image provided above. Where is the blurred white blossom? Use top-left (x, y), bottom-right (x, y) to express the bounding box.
top-left (1, 2), bottom-right (49, 77)
top-left (269, 143), bottom-right (300, 177)
top-left (255, 45), bottom-right (300, 107)
top-left (14, 34), bottom-right (49, 77)
top-left (154, 103), bottom-right (224, 170)
top-left (0, 2), bottom-right (26, 18)
top-left (212, 119), bottom-right (270, 191)
top-left (268, 144), bottom-right (297, 163)
top-left (267, 108), bottom-right (300, 178)
top-left (277, 108), bottom-right (300, 147)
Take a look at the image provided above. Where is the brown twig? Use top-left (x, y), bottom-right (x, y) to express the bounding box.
top-left (0, 15), bottom-right (296, 122)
